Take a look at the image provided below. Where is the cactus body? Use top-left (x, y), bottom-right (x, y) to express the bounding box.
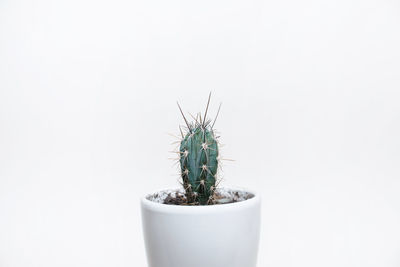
top-left (179, 124), bottom-right (218, 205)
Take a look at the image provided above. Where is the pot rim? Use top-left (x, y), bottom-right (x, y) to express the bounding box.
top-left (141, 187), bottom-right (260, 214)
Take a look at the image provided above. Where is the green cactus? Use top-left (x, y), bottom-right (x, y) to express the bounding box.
top-left (177, 94), bottom-right (221, 205)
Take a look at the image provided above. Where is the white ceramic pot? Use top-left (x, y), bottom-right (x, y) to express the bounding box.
top-left (141, 188), bottom-right (261, 267)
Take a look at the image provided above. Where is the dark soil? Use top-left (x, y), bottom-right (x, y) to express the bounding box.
top-left (162, 191), bottom-right (243, 205)
top-left (163, 192), bottom-right (187, 205)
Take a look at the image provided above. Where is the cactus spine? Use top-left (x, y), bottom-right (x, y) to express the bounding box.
top-left (177, 94), bottom-right (220, 205)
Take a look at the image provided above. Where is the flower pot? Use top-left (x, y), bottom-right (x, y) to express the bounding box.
top-left (141, 188), bottom-right (261, 267)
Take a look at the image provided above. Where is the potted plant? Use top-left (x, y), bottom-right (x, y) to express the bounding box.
top-left (141, 94), bottom-right (261, 267)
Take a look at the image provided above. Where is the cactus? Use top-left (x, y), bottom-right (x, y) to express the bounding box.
top-left (177, 94), bottom-right (221, 205)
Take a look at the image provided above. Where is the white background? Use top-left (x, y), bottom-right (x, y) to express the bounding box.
top-left (1, 0), bottom-right (400, 266)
